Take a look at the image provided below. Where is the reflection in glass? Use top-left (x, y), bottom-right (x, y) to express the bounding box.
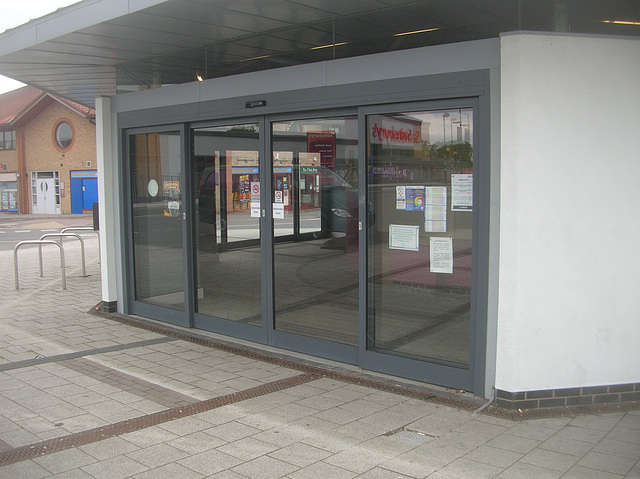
top-left (193, 124), bottom-right (261, 325)
top-left (367, 109), bottom-right (473, 366)
top-left (272, 117), bottom-right (359, 345)
top-left (130, 131), bottom-right (184, 309)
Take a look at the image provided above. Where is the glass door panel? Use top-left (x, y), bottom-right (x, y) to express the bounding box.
top-left (272, 116), bottom-right (359, 345)
top-left (130, 131), bottom-right (185, 310)
top-left (193, 124), bottom-right (262, 325)
top-left (367, 108), bottom-right (473, 366)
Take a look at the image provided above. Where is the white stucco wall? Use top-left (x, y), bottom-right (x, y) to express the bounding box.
top-left (496, 33), bottom-right (640, 392)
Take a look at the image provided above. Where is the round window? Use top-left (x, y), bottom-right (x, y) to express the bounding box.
top-left (55, 122), bottom-right (73, 149)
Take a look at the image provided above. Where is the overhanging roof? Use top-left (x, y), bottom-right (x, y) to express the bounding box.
top-left (0, 0), bottom-right (638, 108)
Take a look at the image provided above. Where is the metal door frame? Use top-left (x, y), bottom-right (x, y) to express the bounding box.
top-left (358, 97), bottom-right (490, 394)
top-left (122, 123), bottom-right (193, 328)
top-left (117, 69), bottom-right (493, 395)
top-left (189, 116), bottom-right (267, 343)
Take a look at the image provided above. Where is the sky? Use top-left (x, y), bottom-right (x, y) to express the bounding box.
top-left (0, 1), bottom-right (82, 94)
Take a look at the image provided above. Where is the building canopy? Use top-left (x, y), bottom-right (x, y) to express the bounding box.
top-left (0, 0), bottom-right (638, 107)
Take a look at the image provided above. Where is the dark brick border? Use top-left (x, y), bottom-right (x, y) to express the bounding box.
top-left (99, 300), bottom-right (117, 313)
top-left (496, 384), bottom-right (640, 410)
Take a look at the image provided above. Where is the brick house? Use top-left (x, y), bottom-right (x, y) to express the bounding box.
top-left (0, 86), bottom-right (96, 214)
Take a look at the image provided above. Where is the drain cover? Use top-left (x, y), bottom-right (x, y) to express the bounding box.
top-left (387, 429), bottom-right (436, 446)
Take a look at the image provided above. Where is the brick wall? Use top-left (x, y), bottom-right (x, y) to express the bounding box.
top-left (0, 148), bottom-right (18, 171)
top-left (23, 101), bottom-right (96, 214)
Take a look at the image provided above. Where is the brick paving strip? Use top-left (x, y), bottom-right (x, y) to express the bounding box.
top-left (3, 306), bottom-right (638, 469)
top-left (0, 372), bottom-right (319, 467)
top-left (0, 307), bottom-right (481, 468)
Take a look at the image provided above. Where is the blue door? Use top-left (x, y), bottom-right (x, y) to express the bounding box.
top-left (70, 172), bottom-right (98, 214)
top-left (82, 178), bottom-right (98, 210)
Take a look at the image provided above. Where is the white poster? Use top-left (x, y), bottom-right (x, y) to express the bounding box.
top-left (273, 203), bottom-right (285, 219)
top-left (451, 174), bottom-right (473, 211)
top-left (430, 237), bottom-right (453, 274)
top-left (425, 186), bottom-right (447, 232)
top-left (389, 224), bottom-right (420, 251)
top-left (250, 202), bottom-right (260, 218)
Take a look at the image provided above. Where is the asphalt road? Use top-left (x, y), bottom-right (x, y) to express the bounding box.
top-left (0, 214), bottom-right (96, 252)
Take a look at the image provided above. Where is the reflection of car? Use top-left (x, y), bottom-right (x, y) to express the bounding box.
top-left (319, 167), bottom-right (356, 236)
top-left (198, 167), bottom-right (216, 224)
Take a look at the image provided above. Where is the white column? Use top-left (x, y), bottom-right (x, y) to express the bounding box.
top-left (95, 96), bottom-right (118, 309)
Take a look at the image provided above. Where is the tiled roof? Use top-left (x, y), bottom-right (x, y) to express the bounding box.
top-left (55, 96), bottom-right (95, 119)
top-left (0, 85), bottom-right (95, 127)
top-left (0, 86), bottom-right (44, 125)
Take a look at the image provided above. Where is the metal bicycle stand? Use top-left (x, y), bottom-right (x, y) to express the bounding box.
top-left (14, 240), bottom-right (66, 290)
top-left (39, 232), bottom-right (87, 278)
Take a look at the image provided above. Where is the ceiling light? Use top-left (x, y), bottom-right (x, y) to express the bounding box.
top-left (602, 20), bottom-right (640, 26)
top-left (311, 42), bottom-right (347, 50)
top-left (241, 54), bottom-right (271, 62)
top-left (394, 28), bottom-right (439, 37)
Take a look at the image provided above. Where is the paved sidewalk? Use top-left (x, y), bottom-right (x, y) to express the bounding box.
top-left (0, 234), bottom-right (638, 478)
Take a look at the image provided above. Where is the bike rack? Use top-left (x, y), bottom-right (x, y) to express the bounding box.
top-left (14, 240), bottom-right (66, 290)
top-left (39, 232), bottom-right (86, 278)
top-left (61, 227), bottom-right (100, 263)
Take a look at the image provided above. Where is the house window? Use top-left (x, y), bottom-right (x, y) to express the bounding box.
top-left (54, 121), bottom-right (74, 150)
top-left (0, 130), bottom-right (16, 150)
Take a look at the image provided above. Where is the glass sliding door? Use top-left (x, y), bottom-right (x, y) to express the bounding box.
top-left (126, 100), bottom-right (484, 392)
top-left (271, 116), bottom-right (359, 346)
top-left (192, 124), bottom-right (262, 327)
top-left (130, 130), bottom-right (186, 311)
top-left (367, 108), bottom-right (474, 369)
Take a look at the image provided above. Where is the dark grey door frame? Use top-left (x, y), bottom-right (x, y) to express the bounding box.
top-left (358, 96), bottom-right (489, 394)
top-left (121, 123), bottom-right (192, 328)
top-left (118, 70), bottom-right (492, 395)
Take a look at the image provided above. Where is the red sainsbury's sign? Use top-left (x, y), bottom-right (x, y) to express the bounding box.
top-left (370, 116), bottom-right (421, 146)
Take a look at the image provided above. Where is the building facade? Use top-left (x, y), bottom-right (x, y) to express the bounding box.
top-left (0, 87), bottom-right (97, 214)
top-left (0, 0), bottom-right (638, 408)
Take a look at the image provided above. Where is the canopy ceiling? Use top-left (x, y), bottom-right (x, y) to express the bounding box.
top-left (0, 0), bottom-right (638, 107)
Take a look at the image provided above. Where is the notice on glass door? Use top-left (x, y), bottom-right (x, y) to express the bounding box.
top-left (251, 202), bottom-right (260, 218)
top-left (273, 203), bottom-right (285, 219)
top-left (396, 186), bottom-right (425, 211)
top-left (424, 186), bottom-right (447, 232)
top-left (429, 237), bottom-right (453, 274)
top-left (389, 224), bottom-right (420, 251)
top-left (451, 174), bottom-right (473, 211)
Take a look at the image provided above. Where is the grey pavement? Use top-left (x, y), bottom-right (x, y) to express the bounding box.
top-left (0, 216), bottom-right (639, 478)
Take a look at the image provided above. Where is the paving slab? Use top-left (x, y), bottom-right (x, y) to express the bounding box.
top-left (0, 229), bottom-right (639, 479)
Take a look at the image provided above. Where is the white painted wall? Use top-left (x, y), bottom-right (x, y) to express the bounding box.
top-left (95, 97), bottom-right (120, 306)
top-left (497, 33), bottom-right (640, 392)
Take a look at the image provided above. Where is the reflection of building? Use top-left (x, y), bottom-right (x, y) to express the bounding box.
top-left (3, 1), bottom-right (639, 412)
top-left (0, 86), bottom-right (96, 214)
